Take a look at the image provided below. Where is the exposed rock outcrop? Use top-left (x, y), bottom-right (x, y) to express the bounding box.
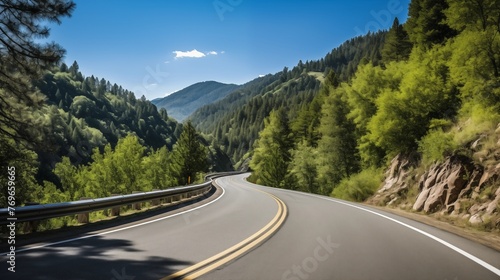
top-left (370, 126), bottom-right (500, 229)
top-left (367, 154), bottom-right (417, 206)
top-left (412, 155), bottom-right (481, 213)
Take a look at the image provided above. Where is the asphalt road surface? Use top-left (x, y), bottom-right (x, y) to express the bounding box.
top-left (1, 173), bottom-right (499, 280)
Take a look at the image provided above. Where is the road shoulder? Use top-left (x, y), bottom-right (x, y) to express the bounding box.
top-left (367, 204), bottom-right (500, 252)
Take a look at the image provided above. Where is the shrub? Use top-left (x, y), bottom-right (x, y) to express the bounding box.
top-left (418, 129), bottom-right (456, 166)
top-left (331, 168), bottom-right (384, 202)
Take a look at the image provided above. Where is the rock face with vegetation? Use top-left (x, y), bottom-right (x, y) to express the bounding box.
top-left (369, 124), bottom-right (500, 230)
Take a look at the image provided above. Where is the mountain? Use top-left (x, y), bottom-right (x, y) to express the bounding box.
top-left (152, 81), bottom-right (240, 122)
top-left (190, 31), bottom-right (387, 166)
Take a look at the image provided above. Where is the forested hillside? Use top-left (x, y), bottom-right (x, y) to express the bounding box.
top-left (190, 31), bottom-right (387, 166)
top-left (29, 62), bottom-right (183, 186)
top-left (152, 81), bottom-right (240, 122)
top-left (37, 62), bottom-right (180, 162)
top-left (0, 57), bottom-right (216, 210)
top-left (0, 1), bottom-right (211, 213)
top-left (248, 0), bottom-right (500, 232)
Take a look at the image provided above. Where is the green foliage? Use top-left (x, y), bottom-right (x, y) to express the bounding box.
top-left (170, 122), bottom-right (209, 185)
top-left (316, 86), bottom-right (359, 194)
top-left (250, 109), bottom-right (294, 188)
top-left (405, 0), bottom-right (456, 48)
top-left (346, 62), bottom-right (404, 137)
top-left (0, 140), bottom-right (42, 207)
top-left (454, 104), bottom-right (500, 147)
top-left (142, 146), bottom-right (176, 190)
top-left (35, 65), bottom-right (180, 174)
top-left (53, 134), bottom-right (179, 202)
top-left (418, 129), bottom-right (456, 165)
top-left (243, 0), bottom-right (499, 203)
top-left (289, 141), bottom-right (319, 193)
top-left (382, 17), bottom-right (412, 63)
top-left (331, 168), bottom-right (384, 202)
top-left (363, 46), bottom-right (459, 162)
top-left (54, 156), bottom-right (80, 200)
top-left (0, 0), bottom-right (75, 148)
top-left (40, 181), bottom-right (69, 204)
top-left (445, 0), bottom-right (500, 111)
top-left (0, 1), bottom-right (76, 207)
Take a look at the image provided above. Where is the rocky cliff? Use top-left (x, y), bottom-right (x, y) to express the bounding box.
top-left (368, 124), bottom-right (500, 230)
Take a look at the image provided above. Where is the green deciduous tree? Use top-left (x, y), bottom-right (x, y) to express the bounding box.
top-left (445, 0), bottom-right (500, 110)
top-left (289, 141), bottom-right (319, 193)
top-left (142, 146), bottom-right (175, 190)
top-left (364, 47), bottom-right (458, 160)
top-left (54, 156), bottom-right (80, 200)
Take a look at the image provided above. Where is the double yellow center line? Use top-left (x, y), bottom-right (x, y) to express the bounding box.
top-left (161, 189), bottom-right (288, 280)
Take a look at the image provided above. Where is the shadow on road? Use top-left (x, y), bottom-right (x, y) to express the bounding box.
top-left (0, 234), bottom-right (193, 280)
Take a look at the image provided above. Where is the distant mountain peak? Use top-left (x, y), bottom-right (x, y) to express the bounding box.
top-left (151, 81), bottom-right (240, 122)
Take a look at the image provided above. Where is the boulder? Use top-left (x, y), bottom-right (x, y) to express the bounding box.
top-left (469, 213), bottom-right (483, 225)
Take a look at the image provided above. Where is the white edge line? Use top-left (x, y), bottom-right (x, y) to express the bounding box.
top-left (245, 177), bottom-right (500, 277)
top-left (4, 185), bottom-right (226, 254)
top-left (325, 197), bottom-right (500, 277)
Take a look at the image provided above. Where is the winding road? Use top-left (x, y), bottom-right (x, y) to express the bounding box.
top-left (1, 174), bottom-right (499, 279)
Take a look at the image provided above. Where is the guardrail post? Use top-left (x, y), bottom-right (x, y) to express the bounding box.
top-left (110, 194), bottom-right (121, 216)
top-left (152, 189), bottom-right (161, 206)
top-left (22, 202), bottom-right (40, 233)
top-left (132, 191), bottom-right (142, 210)
top-left (78, 197), bottom-right (91, 224)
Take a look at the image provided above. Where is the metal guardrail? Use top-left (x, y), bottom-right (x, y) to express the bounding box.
top-left (0, 172), bottom-right (243, 226)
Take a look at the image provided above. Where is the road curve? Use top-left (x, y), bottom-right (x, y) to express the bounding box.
top-left (0, 175), bottom-right (280, 279)
top-left (203, 174), bottom-right (500, 280)
top-left (1, 174), bottom-right (499, 280)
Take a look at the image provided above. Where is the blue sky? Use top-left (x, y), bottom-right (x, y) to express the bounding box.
top-left (47, 0), bottom-right (410, 100)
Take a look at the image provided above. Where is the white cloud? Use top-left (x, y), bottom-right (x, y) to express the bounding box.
top-left (259, 74), bottom-right (265, 78)
top-left (172, 49), bottom-right (222, 59)
top-left (145, 83), bottom-right (158, 90)
top-left (173, 49), bottom-right (206, 59)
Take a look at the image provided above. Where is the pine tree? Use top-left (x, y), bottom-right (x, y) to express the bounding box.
top-left (405, 0), bottom-right (456, 49)
top-left (250, 109), bottom-right (294, 188)
top-left (316, 86), bottom-right (359, 194)
top-left (382, 18), bottom-right (412, 62)
top-left (0, 0), bottom-right (75, 150)
top-left (170, 122), bottom-right (208, 185)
